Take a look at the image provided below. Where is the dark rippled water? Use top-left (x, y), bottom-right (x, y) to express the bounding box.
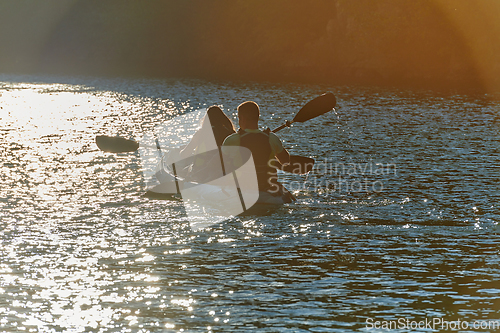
top-left (1, 74), bottom-right (499, 332)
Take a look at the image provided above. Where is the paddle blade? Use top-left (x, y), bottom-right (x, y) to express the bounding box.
top-left (271, 155), bottom-right (315, 175)
top-left (292, 92), bottom-right (337, 123)
top-left (96, 135), bottom-right (139, 153)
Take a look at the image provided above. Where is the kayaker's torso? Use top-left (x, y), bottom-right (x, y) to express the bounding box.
top-left (223, 128), bottom-right (284, 191)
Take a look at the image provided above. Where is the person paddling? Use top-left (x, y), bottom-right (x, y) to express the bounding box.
top-left (223, 101), bottom-right (293, 201)
top-left (180, 105), bottom-right (235, 156)
top-left (176, 106), bottom-right (236, 181)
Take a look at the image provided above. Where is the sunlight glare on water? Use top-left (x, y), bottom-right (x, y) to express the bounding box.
top-left (0, 78), bottom-right (185, 331)
top-left (1, 75), bottom-right (499, 332)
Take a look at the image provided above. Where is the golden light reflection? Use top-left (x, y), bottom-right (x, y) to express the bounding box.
top-left (433, 0), bottom-right (500, 93)
top-left (171, 298), bottom-right (196, 312)
top-left (0, 80), bottom-right (188, 332)
top-left (2, 89), bottom-right (92, 141)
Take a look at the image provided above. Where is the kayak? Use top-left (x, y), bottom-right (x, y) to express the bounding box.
top-left (96, 92), bottom-right (337, 224)
top-left (145, 180), bottom-right (293, 205)
top-left (143, 148), bottom-right (294, 215)
top-left (145, 180), bottom-right (293, 217)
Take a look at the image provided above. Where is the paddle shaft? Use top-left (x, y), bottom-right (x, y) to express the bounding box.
top-left (271, 92), bottom-right (336, 133)
top-left (272, 120), bottom-right (292, 133)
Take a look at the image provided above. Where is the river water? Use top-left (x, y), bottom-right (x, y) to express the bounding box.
top-left (0, 74), bottom-right (499, 332)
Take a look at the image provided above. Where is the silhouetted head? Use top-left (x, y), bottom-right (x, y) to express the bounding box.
top-left (204, 106), bottom-right (235, 132)
top-left (237, 101), bottom-right (259, 129)
top-left (202, 106), bottom-right (236, 146)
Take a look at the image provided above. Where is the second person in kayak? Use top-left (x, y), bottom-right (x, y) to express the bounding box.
top-left (177, 105), bottom-right (236, 181)
top-left (222, 101), bottom-right (290, 196)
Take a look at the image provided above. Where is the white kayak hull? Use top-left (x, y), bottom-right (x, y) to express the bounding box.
top-left (145, 166), bottom-right (292, 211)
top-left (145, 177), bottom-right (292, 206)
top-left (143, 148), bottom-right (293, 215)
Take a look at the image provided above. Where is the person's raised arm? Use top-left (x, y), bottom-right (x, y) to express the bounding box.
top-left (270, 131), bottom-right (290, 165)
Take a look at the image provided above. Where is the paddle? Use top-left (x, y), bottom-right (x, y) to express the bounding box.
top-left (96, 135), bottom-right (141, 153)
top-left (272, 92), bottom-right (337, 132)
top-left (267, 92), bottom-right (335, 173)
top-left (97, 93), bottom-right (336, 173)
top-left (95, 135), bottom-right (173, 153)
top-left (96, 93), bottom-right (336, 153)
top-left (96, 135), bottom-right (312, 175)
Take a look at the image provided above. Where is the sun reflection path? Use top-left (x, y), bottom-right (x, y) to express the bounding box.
top-left (0, 79), bottom-right (197, 332)
top-left (0, 228), bottom-right (187, 331)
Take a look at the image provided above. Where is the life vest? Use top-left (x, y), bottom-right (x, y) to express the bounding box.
top-left (237, 129), bottom-right (277, 191)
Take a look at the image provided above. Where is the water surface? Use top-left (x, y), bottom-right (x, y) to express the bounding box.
top-left (0, 74), bottom-right (499, 332)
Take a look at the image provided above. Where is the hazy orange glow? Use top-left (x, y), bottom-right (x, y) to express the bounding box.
top-left (0, 0), bottom-right (499, 92)
top-left (434, 0), bottom-right (500, 93)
